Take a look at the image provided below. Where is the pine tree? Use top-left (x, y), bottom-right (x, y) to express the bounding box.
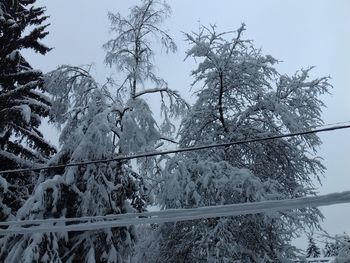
top-left (141, 24), bottom-right (331, 262)
top-left (0, 0), bottom-right (56, 222)
top-left (306, 236), bottom-right (321, 258)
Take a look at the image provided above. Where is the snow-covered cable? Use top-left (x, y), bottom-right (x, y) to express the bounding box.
top-left (1, 124), bottom-right (350, 175)
top-left (315, 120), bottom-right (350, 128)
top-left (1, 190), bottom-right (350, 235)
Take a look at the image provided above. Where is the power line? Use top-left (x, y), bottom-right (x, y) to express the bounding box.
top-left (1, 123), bottom-right (350, 175)
top-left (311, 120), bottom-right (350, 130)
top-left (1, 190), bottom-right (349, 235)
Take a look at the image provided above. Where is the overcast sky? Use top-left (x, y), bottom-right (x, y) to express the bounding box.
top-left (26, 0), bottom-right (350, 249)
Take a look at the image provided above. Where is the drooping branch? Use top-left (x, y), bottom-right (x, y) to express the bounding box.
top-left (218, 72), bottom-right (228, 133)
top-left (134, 88), bottom-right (169, 98)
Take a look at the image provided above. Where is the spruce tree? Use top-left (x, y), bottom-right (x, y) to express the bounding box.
top-left (306, 236), bottom-right (321, 258)
top-left (0, 0), bottom-right (56, 221)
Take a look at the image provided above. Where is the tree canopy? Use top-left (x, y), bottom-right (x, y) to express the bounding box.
top-left (0, 1), bottom-right (342, 263)
top-left (139, 24), bottom-right (331, 262)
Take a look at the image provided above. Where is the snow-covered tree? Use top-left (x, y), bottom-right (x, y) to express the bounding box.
top-left (0, 66), bottom-right (149, 262)
top-left (335, 234), bottom-right (350, 262)
top-left (104, 0), bottom-right (177, 99)
top-left (324, 241), bottom-right (338, 257)
top-left (1, 0), bottom-right (187, 261)
top-left (306, 236), bottom-right (321, 258)
top-left (140, 24), bottom-right (331, 262)
top-left (324, 233), bottom-right (350, 261)
top-left (0, 0), bottom-right (56, 222)
top-left (103, 0), bottom-right (187, 198)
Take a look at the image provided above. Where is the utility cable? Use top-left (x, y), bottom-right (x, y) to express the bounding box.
top-left (1, 190), bottom-right (349, 235)
top-left (0, 123), bottom-right (350, 175)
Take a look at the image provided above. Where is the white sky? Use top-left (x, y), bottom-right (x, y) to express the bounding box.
top-left (26, 0), bottom-right (350, 250)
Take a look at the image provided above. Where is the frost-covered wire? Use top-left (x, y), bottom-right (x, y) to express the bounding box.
top-left (0, 190), bottom-right (349, 235)
top-left (313, 120), bottom-right (350, 129)
top-left (0, 123), bottom-right (350, 175)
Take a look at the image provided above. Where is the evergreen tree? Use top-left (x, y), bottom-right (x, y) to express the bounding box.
top-left (306, 236), bottom-right (321, 258)
top-left (140, 24), bottom-right (331, 262)
top-left (0, 0), bottom-right (56, 222)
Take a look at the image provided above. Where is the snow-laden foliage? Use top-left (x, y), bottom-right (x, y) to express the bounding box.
top-left (2, 1), bottom-right (187, 261)
top-left (137, 154), bottom-right (295, 262)
top-left (104, 0), bottom-right (187, 143)
top-left (138, 24), bottom-right (331, 262)
top-left (334, 234), bottom-right (350, 262)
top-left (324, 241), bottom-right (338, 257)
top-left (45, 65), bottom-right (100, 127)
top-left (103, 0), bottom-right (187, 193)
top-left (0, 0), bottom-right (56, 223)
top-left (104, 0), bottom-right (177, 99)
top-left (306, 236), bottom-right (321, 258)
top-left (1, 66), bottom-right (150, 262)
top-left (323, 234), bottom-right (350, 261)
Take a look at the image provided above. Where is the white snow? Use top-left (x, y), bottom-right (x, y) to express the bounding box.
top-left (17, 105), bottom-right (31, 124)
top-left (1, 190), bottom-right (350, 235)
top-left (0, 175), bottom-right (8, 192)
